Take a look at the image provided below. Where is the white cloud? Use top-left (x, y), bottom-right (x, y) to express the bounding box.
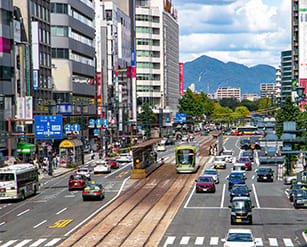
top-left (174, 0), bottom-right (291, 67)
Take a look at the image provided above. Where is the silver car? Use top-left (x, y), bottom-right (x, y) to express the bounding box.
top-left (284, 175), bottom-right (297, 185)
top-left (203, 169), bottom-right (219, 183)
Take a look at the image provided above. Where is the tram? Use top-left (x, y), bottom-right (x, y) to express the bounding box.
top-left (175, 143), bottom-right (199, 173)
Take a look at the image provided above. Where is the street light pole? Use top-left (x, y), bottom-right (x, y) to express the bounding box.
top-left (80, 102), bottom-right (85, 165)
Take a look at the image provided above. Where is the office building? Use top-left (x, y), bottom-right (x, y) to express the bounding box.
top-left (280, 50), bottom-right (293, 102)
top-left (135, 0), bottom-right (179, 119)
top-left (292, 0), bottom-right (299, 83)
top-left (214, 87), bottom-right (241, 101)
top-left (260, 83), bottom-right (279, 98)
top-left (50, 0), bottom-right (96, 112)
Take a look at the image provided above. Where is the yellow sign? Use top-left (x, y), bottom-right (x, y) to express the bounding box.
top-left (49, 219), bottom-right (73, 228)
top-left (60, 140), bottom-right (73, 148)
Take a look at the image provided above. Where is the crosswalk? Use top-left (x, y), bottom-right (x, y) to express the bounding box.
top-left (0, 238), bottom-right (62, 247)
top-left (163, 235), bottom-right (296, 246)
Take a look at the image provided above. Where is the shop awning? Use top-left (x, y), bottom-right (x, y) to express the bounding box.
top-left (17, 142), bottom-right (36, 154)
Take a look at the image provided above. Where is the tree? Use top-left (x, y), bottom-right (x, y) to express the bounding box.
top-left (234, 106), bottom-right (250, 116)
top-left (219, 98), bottom-right (241, 111)
top-left (140, 103), bottom-right (157, 137)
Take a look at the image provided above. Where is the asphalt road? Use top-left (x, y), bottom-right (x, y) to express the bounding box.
top-left (159, 136), bottom-right (307, 247)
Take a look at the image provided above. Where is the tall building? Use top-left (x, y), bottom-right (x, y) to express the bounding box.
top-left (0, 0), bottom-right (14, 157)
top-left (214, 87), bottom-right (241, 101)
top-left (50, 0), bottom-right (96, 112)
top-left (292, 0), bottom-right (299, 83)
top-left (135, 0), bottom-right (179, 119)
top-left (280, 50), bottom-right (292, 102)
top-left (14, 0), bottom-right (52, 115)
top-left (260, 83), bottom-right (279, 98)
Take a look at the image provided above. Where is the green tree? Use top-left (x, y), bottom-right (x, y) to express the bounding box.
top-left (212, 102), bottom-right (233, 117)
top-left (241, 99), bottom-right (259, 111)
top-left (140, 103), bottom-right (157, 137)
top-left (198, 92), bottom-right (215, 117)
top-left (178, 88), bottom-right (203, 120)
top-left (219, 98), bottom-right (241, 111)
top-left (234, 106), bottom-right (250, 116)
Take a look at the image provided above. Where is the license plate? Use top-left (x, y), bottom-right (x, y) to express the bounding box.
top-left (217, 165), bottom-right (220, 167)
top-left (203, 188), bottom-right (207, 191)
top-left (0, 193), bottom-right (5, 197)
top-left (236, 219), bottom-right (242, 222)
top-left (263, 176), bottom-right (267, 179)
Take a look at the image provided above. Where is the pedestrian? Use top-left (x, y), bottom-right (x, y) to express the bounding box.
top-left (56, 154), bottom-right (60, 168)
top-left (91, 150), bottom-right (95, 160)
top-left (99, 151), bottom-right (102, 159)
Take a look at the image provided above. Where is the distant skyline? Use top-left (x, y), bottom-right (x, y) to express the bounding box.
top-left (173, 0), bottom-right (291, 67)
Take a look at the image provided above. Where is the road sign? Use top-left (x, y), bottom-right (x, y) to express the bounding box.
top-left (72, 124), bottom-right (80, 132)
top-left (47, 145), bottom-right (52, 151)
top-left (110, 118), bottom-right (116, 124)
top-left (93, 129), bottom-right (99, 135)
top-left (64, 124), bottom-right (72, 132)
top-left (137, 126), bottom-right (142, 130)
top-left (56, 104), bottom-right (73, 114)
top-left (89, 119), bottom-right (95, 128)
top-left (122, 134), bottom-right (126, 138)
top-left (96, 119), bottom-right (102, 128)
top-left (35, 115), bottom-right (63, 139)
top-left (103, 119), bottom-right (109, 126)
top-left (176, 113), bottom-right (187, 123)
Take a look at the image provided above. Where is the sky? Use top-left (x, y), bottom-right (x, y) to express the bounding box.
top-left (172, 0), bottom-right (291, 68)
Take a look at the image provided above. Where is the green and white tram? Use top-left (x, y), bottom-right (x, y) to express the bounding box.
top-left (175, 144), bottom-right (199, 173)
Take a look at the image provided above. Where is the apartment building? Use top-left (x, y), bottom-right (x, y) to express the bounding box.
top-left (214, 87), bottom-right (241, 101)
top-left (260, 83), bottom-right (279, 98)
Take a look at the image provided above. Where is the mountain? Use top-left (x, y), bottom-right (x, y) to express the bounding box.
top-left (183, 55), bottom-right (277, 95)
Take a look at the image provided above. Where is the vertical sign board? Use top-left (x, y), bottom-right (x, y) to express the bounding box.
top-left (34, 115), bottom-right (63, 139)
top-left (25, 96), bottom-right (33, 124)
top-left (33, 70), bottom-right (38, 91)
top-left (179, 62), bottom-right (184, 95)
top-left (97, 72), bottom-right (102, 116)
top-left (299, 5), bottom-right (307, 107)
top-left (17, 97), bottom-right (25, 119)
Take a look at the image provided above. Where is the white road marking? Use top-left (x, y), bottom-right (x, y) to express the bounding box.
top-left (29, 238), bottom-right (47, 247)
top-left (17, 209), bottom-right (30, 217)
top-left (163, 236), bottom-right (176, 247)
top-left (33, 220), bottom-right (47, 229)
top-left (179, 236), bottom-right (190, 245)
top-left (268, 238), bottom-right (278, 246)
top-left (0, 240), bottom-right (17, 247)
top-left (44, 238), bottom-right (62, 246)
top-left (14, 239), bottom-right (32, 247)
top-left (283, 238), bottom-right (294, 247)
top-left (252, 183), bottom-right (260, 208)
top-left (209, 236), bottom-right (219, 245)
top-left (56, 208), bottom-right (67, 215)
top-left (255, 238), bottom-right (263, 246)
top-left (64, 176), bottom-right (130, 237)
top-left (184, 184), bottom-right (195, 209)
top-left (0, 221), bottom-right (5, 226)
top-left (195, 237), bottom-right (204, 245)
top-left (220, 184), bottom-right (226, 208)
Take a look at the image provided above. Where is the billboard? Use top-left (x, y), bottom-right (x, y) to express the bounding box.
top-left (97, 72), bottom-right (102, 116)
top-left (179, 62), bottom-right (184, 95)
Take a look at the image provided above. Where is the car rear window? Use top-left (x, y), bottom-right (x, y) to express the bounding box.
top-left (70, 175), bottom-right (83, 180)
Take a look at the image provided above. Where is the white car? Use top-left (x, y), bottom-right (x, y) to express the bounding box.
top-left (157, 143), bottom-right (166, 152)
top-left (213, 156), bottom-right (226, 169)
top-left (222, 150), bottom-right (234, 163)
top-left (93, 160), bottom-right (111, 174)
top-left (116, 153), bottom-right (132, 163)
top-left (222, 229), bottom-right (256, 247)
top-left (76, 167), bottom-right (92, 180)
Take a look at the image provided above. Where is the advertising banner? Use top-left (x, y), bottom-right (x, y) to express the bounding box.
top-left (97, 72), bottom-right (102, 116)
top-left (179, 62), bottom-right (184, 95)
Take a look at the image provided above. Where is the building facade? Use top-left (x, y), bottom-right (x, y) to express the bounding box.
top-left (241, 94), bottom-right (259, 101)
top-left (50, 0), bottom-right (96, 111)
top-left (0, 0), bottom-right (15, 157)
top-left (280, 50), bottom-right (292, 102)
top-left (260, 83), bottom-right (279, 98)
top-left (135, 0), bottom-right (179, 119)
top-left (214, 87), bottom-right (241, 101)
top-left (292, 0), bottom-right (299, 83)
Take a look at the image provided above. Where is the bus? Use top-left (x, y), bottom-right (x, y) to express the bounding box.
top-left (232, 125), bottom-right (259, 136)
top-left (0, 164), bottom-right (39, 201)
top-left (175, 144), bottom-right (200, 173)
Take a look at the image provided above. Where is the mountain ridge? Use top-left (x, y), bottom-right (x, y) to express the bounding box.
top-left (183, 55), bottom-right (277, 95)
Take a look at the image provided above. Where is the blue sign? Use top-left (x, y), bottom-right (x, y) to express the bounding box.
top-left (33, 71), bottom-right (38, 91)
top-left (176, 113), bottom-right (187, 123)
top-left (138, 126), bottom-right (142, 130)
top-left (57, 104), bottom-right (73, 114)
top-left (64, 124), bottom-right (72, 132)
top-left (166, 118), bottom-right (170, 122)
top-left (131, 50), bottom-right (135, 66)
top-left (96, 119), bottom-right (102, 127)
top-left (72, 124), bottom-right (80, 131)
top-left (89, 119), bottom-right (95, 128)
top-left (93, 129), bottom-right (99, 135)
top-left (35, 115), bottom-right (63, 139)
top-left (102, 119), bottom-right (109, 126)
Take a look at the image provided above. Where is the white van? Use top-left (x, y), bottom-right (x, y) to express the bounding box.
top-left (232, 163), bottom-right (246, 176)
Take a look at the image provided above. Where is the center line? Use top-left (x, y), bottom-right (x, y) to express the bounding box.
top-left (56, 208), bottom-right (67, 215)
top-left (17, 209), bottom-right (30, 216)
top-left (33, 220), bottom-right (47, 229)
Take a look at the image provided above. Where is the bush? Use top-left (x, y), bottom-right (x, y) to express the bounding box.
top-left (305, 228), bottom-right (307, 233)
top-left (70, 163), bottom-right (76, 168)
top-left (108, 152), bottom-right (119, 158)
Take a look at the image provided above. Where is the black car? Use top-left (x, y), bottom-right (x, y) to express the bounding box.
top-left (256, 167), bottom-right (274, 182)
top-left (230, 184), bottom-right (251, 201)
top-left (293, 189), bottom-right (307, 208)
top-left (165, 138), bottom-right (176, 145)
top-left (288, 183), bottom-right (307, 202)
top-left (240, 138), bottom-right (250, 150)
top-left (229, 197), bottom-right (254, 224)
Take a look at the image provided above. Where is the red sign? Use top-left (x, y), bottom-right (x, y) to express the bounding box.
top-left (97, 72), bottom-right (102, 116)
top-left (127, 66), bottom-right (131, 78)
top-left (110, 118), bottom-right (116, 124)
top-left (179, 62), bottom-right (184, 95)
top-left (132, 66), bottom-right (136, 78)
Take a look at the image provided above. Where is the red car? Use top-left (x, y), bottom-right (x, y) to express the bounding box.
top-left (195, 176), bottom-right (215, 193)
top-left (68, 174), bottom-right (88, 191)
top-left (105, 157), bottom-right (119, 168)
top-left (237, 157), bottom-right (252, 171)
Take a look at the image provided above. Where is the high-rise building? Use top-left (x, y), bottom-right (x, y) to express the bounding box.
top-left (292, 0), bottom-right (299, 82)
top-left (50, 0), bottom-right (96, 111)
top-left (135, 0), bottom-right (179, 119)
top-left (0, 0), bottom-right (14, 157)
top-left (280, 50), bottom-right (292, 102)
top-left (14, 0), bottom-right (52, 115)
top-left (214, 87), bottom-right (241, 101)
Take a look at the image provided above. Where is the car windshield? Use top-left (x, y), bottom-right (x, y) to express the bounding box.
top-left (239, 157), bottom-right (249, 162)
top-left (292, 184), bottom-right (305, 189)
top-left (78, 168), bottom-right (88, 172)
top-left (204, 170), bottom-right (217, 175)
top-left (223, 151), bottom-right (232, 156)
top-left (243, 151), bottom-right (252, 156)
top-left (85, 184), bottom-right (101, 190)
top-left (70, 175), bottom-right (83, 180)
top-left (227, 232), bottom-right (253, 242)
top-left (198, 177), bottom-right (212, 183)
top-left (177, 149), bottom-right (194, 165)
top-left (230, 174), bottom-right (244, 180)
top-left (259, 168), bottom-right (271, 172)
top-left (232, 200), bottom-right (252, 210)
top-left (215, 156), bottom-right (225, 161)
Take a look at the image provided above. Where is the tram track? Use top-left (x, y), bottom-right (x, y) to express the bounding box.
top-left (59, 159), bottom-right (202, 247)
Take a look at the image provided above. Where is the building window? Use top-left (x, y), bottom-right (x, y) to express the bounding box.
top-left (52, 48), bottom-right (69, 59)
top-left (51, 26), bottom-right (69, 37)
top-left (51, 3), bottom-right (68, 14)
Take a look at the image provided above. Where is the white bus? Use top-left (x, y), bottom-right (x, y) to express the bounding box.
top-left (0, 164), bottom-right (39, 201)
